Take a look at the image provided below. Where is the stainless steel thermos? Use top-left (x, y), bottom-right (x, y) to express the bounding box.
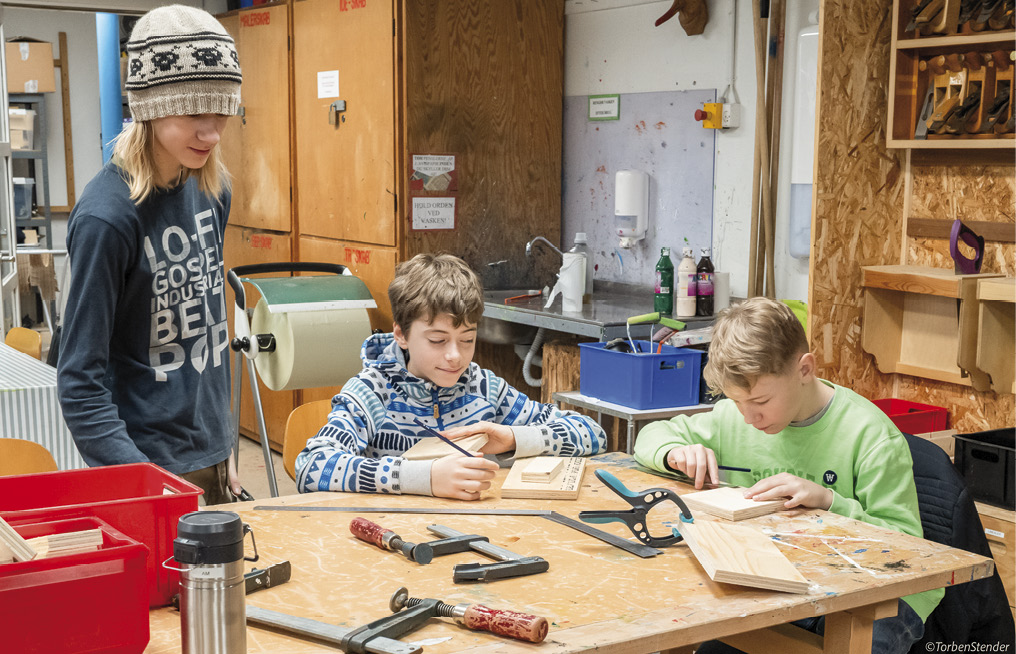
top-left (171, 511), bottom-right (258, 654)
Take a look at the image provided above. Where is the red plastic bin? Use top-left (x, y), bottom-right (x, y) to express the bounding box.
top-left (873, 399), bottom-right (948, 434)
top-left (0, 517), bottom-right (149, 653)
top-left (0, 462), bottom-right (201, 607)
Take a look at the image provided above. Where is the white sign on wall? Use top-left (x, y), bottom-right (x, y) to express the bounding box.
top-left (411, 197), bottom-right (456, 231)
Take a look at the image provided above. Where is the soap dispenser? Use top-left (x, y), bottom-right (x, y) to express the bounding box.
top-left (568, 232), bottom-right (594, 301)
top-left (614, 170), bottom-right (649, 248)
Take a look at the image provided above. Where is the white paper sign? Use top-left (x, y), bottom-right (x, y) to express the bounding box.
top-left (317, 70), bottom-right (339, 99)
top-left (412, 154), bottom-right (455, 176)
top-left (412, 197), bottom-right (455, 230)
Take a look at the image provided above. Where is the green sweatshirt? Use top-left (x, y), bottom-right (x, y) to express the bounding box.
top-left (634, 380), bottom-right (943, 622)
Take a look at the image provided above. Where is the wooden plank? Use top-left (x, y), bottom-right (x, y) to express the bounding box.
top-left (293, 0), bottom-right (396, 245)
top-left (25, 528), bottom-right (102, 558)
top-left (956, 276), bottom-right (992, 391)
top-left (500, 457), bottom-right (586, 500)
top-left (861, 265), bottom-right (990, 298)
top-left (978, 278), bottom-right (1016, 303)
top-left (907, 218), bottom-right (1016, 243)
top-left (521, 456), bottom-right (563, 483)
top-left (822, 610), bottom-right (873, 654)
top-left (401, 433), bottom-right (488, 461)
top-left (679, 519), bottom-right (810, 594)
top-left (56, 32), bottom-right (74, 209)
top-left (720, 623), bottom-right (823, 654)
top-left (899, 293), bottom-right (962, 372)
top-left (0, 516), bottom-right (37, 562)
top-left (681, 487), bottom-right (784, 522)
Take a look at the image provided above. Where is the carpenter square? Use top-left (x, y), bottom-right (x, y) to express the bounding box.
top-left (426, 524), bottom-right (549, 582)
top-left (542, 511), bottom-right (663, 558)
top-left (253, 506), bottom-right (551, 516)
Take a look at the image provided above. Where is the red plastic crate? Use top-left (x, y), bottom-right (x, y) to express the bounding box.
top-left (0, 462), bottom-right (201, 607)
top-left (873, 399), bottom-right (949, 434)
top-left (0, 517), bottom-right (149, 653)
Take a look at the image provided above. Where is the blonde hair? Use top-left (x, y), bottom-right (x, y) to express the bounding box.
top-left (112, 120), bottom-right (230, 204)
top-left (703, 297), bottom-right (809, 394)
top-left (389, 253), bottom-right (484, 333)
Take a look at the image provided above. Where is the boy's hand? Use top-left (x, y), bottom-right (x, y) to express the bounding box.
top-left (430, 454), bottom-right (500, 500)
top-left (666, 444), bottom-right (719, 489)
top-left (744, 473), bottom-right (833, 510)
top-left (441, 421), bottom-right (516, 455)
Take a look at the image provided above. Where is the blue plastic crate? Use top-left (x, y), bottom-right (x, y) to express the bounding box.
top-left (579, 341), bottom-right (703, 409)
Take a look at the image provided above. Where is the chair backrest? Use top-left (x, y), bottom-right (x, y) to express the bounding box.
top-left (282, 400), bottom-right (333, 481)
top-left (5, 327), bottom-right (42, 360)
top-left (0, 438), bottom-right (58, 476)
top-left (904, 433), bottom-right (1015, 650)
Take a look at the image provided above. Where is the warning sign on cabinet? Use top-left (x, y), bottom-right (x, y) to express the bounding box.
top-left (409, 154), bottom-right (458, 192)
top-left (411, 197), bottom-right (456, 231)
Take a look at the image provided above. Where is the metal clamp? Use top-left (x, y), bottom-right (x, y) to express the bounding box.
top-left (578, 469), bottom-right (694, 547)
top-left (329, 100), bottom-right (347, 126)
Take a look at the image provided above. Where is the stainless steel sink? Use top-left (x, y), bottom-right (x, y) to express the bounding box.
top-left (478, 316), bottom-right (539, 345)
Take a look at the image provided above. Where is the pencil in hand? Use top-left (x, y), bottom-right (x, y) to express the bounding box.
top-left (412, 418), bottom-right (479, 457)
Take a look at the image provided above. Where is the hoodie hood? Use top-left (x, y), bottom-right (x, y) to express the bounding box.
top-left (358, 332), bottom-right (470, 403)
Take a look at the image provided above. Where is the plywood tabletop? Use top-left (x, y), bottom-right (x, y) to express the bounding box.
top-left (145, 453), bottom-right (994, 654)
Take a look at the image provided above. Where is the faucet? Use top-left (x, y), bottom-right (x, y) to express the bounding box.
top-left (525, 236), bottom-right (563, 259)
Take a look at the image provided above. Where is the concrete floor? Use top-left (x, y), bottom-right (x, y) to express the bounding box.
top-left (235, 434), bottom-right (298, 500)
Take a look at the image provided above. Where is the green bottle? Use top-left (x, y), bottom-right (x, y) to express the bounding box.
top-left (654, 246), bottom-right (674, 317)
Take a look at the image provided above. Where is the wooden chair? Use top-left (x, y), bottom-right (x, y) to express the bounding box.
top-left (4, 327), bottom-right (42, 360)
top-left (282, 400), bottom-right (333, 481)
top-left (0, 438), bottom-right (58, 476)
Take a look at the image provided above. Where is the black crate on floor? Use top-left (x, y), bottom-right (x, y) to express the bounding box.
top-left (953, 428), bottom-right (1015, 509)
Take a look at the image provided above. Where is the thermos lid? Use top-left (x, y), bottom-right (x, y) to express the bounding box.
top-left (174, 511), bottom-right (246, 564)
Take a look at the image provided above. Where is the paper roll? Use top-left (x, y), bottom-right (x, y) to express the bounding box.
top-left (713, 272), bottom-right (731, 312)
top-left (559, 253), bottom-right (585, 313)
top-left (251, 298), bottom-right (372, 391)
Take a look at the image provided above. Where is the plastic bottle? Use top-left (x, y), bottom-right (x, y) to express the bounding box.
top-left (696, 247), bottom-right (715, 316)
top-left (654, 246), bottom-right (674, 317)
top-left (676, 247), bottom-right (698, 318)
top-left (569, 232), bottom-right (595, 302)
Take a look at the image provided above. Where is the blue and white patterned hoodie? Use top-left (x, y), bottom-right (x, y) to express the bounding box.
top-left (296, 333), bottom-right (606, 495)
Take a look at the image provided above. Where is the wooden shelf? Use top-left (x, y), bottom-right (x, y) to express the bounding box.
top-left (888, 0), bottom-right (1015, 147)
top-left (861, 265), bottom-right (1003, 388)
top-left (976, 277), bottom-right (1015, 394)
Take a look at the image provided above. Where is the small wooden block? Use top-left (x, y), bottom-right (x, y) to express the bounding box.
top-left (501, 457), bottom-right (587, 500)
top-left (0, 540), bottom-right (15, 564)
top-left (26, 528), bottom-right (103, 559)
top-left (521, 456), bottom-right (564, 483)
top-left (402, 433), bottom-right (488, 461)
top-left (0, 516), bottom-right (37, 562)
top-left (681, 486), bottom-right (784, 521)
top-left (680, 519), bottom-right (810, 594)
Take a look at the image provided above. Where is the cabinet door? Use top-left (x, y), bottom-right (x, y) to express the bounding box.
top-left (293, 0), bottom-right (396, 246)
top-left (220, 6), bottom-right (292, 233)
top-left (298, 235), bottom-right (396, 331)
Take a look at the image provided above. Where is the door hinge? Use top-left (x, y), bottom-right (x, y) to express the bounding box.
top-left (393, 193), bottom-right (397, 213)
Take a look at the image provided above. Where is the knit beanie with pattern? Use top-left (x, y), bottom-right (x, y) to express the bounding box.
top-left (125, 4), bottom-right (242, 122)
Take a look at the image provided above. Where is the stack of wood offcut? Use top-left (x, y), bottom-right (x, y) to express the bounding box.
top-left (0, 516), bottom-right (102, 563)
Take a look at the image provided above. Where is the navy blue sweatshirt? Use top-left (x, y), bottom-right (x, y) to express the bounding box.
top-left (57, 163), bottom-right (232, 475)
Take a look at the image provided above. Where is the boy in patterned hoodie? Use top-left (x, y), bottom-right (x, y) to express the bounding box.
top-left (296, 253), bottom-right (606, 499)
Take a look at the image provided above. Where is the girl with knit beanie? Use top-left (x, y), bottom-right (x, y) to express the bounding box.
top-left (58, 5), bottom-right (244, 505)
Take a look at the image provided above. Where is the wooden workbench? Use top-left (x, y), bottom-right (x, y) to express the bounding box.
top-left (145, 453), bottom-right (994, 654)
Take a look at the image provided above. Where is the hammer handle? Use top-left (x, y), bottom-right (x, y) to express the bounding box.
top-left (349, 517), bottom-right (391, 549)
top-left (461, 604), bottom-right (549, 643)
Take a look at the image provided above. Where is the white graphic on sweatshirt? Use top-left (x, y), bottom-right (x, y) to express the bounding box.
top-left (143, 208), bottom-right (229, 382)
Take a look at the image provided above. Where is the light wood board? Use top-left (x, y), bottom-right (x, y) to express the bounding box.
top-left (679, 519), bottom-right (810, 594)
top-left (0, 516), bottom-right (36, 562)
top-left (500, 457), bottom-right (586, 500)
top-left (681, 487), bottom-right (784, 521)
top-left (521, 457), bottom-right (563, 483)
top-left (26, 528), bottom-right (102, 558)
top-left (402, 434), bottom-right (488, 461)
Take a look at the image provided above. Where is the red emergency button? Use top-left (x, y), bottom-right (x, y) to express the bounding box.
top-left (694, 109), bottom-right (708, 121)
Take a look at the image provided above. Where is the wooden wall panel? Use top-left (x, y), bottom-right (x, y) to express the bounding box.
top-left (400, 0), bottom-right (562, 291)
top-left (810, 0), bottom-right (903, 404)
top-left (812, 1), bottom-right (1014, 432)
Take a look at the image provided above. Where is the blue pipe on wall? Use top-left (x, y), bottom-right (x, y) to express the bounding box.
top-left (95, 13), bottom-right (123, 164)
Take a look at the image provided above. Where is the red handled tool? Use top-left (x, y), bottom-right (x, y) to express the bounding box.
top-left (349, 517), bottom-right (434, 564)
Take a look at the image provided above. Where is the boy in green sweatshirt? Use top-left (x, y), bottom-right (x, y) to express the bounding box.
top-left (633, 297), bottom-right (940, 654)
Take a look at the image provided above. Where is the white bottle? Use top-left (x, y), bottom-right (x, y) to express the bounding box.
top-left (568, 232), bottom-right (595, 302)
top-left (676, 247), bottom-right (698, 318)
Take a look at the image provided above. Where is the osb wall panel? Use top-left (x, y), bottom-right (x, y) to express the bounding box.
top-left (810, 0), bottom-right (902, 404)
top-left (812, 1), bottom-right (1014, 432)
top-left (905, 163), bottom-right (1015, 431)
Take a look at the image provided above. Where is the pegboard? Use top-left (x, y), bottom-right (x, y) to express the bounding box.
top-left (562, 89), bottom-right (716, 287)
